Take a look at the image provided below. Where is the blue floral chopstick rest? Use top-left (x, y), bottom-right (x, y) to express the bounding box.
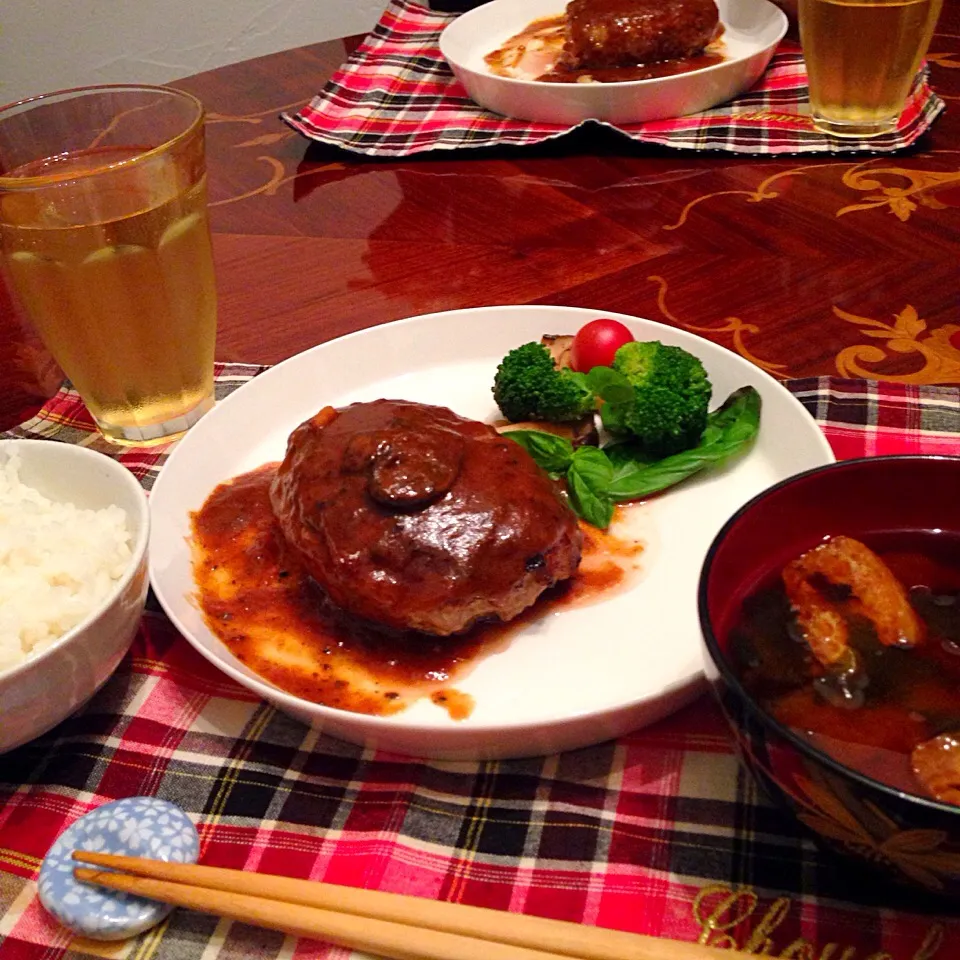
top-left (38, 796), bottom-right (200, 941)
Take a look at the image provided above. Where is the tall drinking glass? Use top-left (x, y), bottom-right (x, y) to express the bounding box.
top-left (0, 85), bottom-right (217, 445)
top-left (799, 0), bottom-right (943, 138)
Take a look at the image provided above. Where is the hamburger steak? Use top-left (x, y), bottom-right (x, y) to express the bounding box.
top-left (269, 400), bottom-right (583, 635)
top-left (562, 0), bottom-right (720, 69)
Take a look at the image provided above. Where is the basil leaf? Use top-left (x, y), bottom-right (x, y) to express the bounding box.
top-left (571, 444), bottom-right (614, 484)
top-left (564, 370), bottom-right (592, 391)
top-left (707, 385), bottom-right (761, 447)
top-left (504, 387), bottom-right (760, 526)
top-left (586, 365), bottom-right (634, 405)
top-left (505, 429), bottom-right (574, 475)
top-left (604, 441), bottom-right (657, 470)
top-left (607, 449), bottom-right (720, 500)
top-left (606, 386), bottom-right (762, 501)
top-left (507, 431), bottom-right (615, 527)
top-left (699, 422), bottom-right (725, 446)
top-left (568, 447), bottom-right (615, 529)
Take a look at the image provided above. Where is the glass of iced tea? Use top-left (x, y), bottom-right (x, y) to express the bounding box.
top-left (0, 85), bottom-right (217, 445)
top-left (799, 0), bottom-right (943, 138)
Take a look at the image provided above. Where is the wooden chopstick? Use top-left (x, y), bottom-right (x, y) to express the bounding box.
top-left (73, 852), bottom-right (743, 960)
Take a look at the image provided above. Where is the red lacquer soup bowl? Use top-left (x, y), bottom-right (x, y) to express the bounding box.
top-left (698, 455), bottom-right (960, 897)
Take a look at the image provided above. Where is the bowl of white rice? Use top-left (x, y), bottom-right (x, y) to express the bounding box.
top-left (0, 439), bottom-right (149, 754)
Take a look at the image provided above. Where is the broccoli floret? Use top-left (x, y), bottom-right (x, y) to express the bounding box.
top-left (493, 342), bottom-right (596, 423)
top-left (605, 340), bottom-right (712, 457)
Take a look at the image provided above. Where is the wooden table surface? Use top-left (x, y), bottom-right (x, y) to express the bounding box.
top-left (4, 9), bottom-right (960, 430)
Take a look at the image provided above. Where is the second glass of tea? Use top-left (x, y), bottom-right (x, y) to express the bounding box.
top-left (799, 0), bottom-right (943, 138)
top-left (0, 84), bottom-right (217, 445)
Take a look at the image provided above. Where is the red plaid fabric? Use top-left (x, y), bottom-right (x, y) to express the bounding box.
top-left (788, 376), bottom-right (960, 460)
top-left (282, 0), bottom-right (945, 157)
top-left (2, 371), bottom-right (960, 959)
top-left (1, 362), bottom-right (268, 490)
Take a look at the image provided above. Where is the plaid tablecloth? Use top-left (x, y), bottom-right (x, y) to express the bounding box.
top-left (2, 369), bottom-right (960, 960)
top-left (282, 0), bottom-right (945, 157)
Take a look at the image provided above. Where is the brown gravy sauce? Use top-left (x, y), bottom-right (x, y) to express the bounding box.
top-left (484, 14), bottom-right (725, 83)
top-left (191, 464), bottom-right (645, 721)
top-left (541, 48), bottom-right (725, 83)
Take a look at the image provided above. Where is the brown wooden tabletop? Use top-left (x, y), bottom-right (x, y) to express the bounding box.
top-left (4, 10), bottom-right (960, 431)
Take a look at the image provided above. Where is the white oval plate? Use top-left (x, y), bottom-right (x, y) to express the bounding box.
top-left (149, 306), bottom-right (832, 760)
top-left (440, 0), bottom-right (788, 125)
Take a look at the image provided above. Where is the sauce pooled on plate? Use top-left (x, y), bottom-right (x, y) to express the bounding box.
top-left (191, 464), bottom-right (647, 720)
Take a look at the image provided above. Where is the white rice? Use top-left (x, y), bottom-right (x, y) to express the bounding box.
top-left (0, 452), bottom-right (132, 673)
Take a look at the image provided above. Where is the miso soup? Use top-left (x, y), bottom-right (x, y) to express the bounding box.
top-left (729, 531), bottom-right (960, 804)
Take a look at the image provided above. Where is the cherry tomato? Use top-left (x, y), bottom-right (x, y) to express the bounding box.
top-left (570, 318), bottom-right (635, 372)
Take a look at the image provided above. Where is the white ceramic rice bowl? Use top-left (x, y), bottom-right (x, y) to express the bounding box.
top-left (0, 439), bottom-right (150, 754)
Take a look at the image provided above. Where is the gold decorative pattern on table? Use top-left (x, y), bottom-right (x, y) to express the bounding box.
top-left (647, 275), bottom-right (788, 376)
top-left (662, 162), bottom-right (843, 230)
top-left (835, 305), bottom-right (960, 383)
top-left (837, 165), bottom-right (960, 220)
top-left (205, 104), bottom-right (346, 207)
top-left (664, 160), bottom-right (960, 229)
